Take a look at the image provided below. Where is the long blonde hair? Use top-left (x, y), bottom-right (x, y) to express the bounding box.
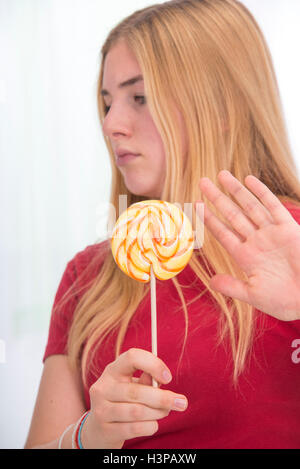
top-left (64, 0), bottom-right (300, 384)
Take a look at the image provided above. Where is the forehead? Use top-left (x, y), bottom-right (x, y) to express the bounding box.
top-left (102, 40), bottom-right (143, 89)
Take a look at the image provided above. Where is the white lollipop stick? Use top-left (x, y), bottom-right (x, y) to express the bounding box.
top-left (150, 264), bottom-right (158, 387)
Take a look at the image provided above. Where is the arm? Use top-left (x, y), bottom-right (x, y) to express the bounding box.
top-left (24, 355), bottom-right (86, 449)
top-left (25, 348), bottom-right (188, 449)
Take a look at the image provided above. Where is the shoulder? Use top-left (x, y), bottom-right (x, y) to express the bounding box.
top-left (65, 239), bottom-right (111, 283)
top-left (45, 240), bottom-right (110, 336)
top-left (53, 239), bottom-right (111, 304)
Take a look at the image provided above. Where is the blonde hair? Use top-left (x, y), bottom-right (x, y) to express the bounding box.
top-left (64, 0), bottom-right (300, 384)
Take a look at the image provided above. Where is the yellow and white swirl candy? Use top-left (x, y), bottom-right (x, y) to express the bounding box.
top-left (111, 200), bottom-right (194, 282)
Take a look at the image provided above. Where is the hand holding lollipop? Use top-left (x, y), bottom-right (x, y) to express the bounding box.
top-left (111, 200), bottom-right (195, 385)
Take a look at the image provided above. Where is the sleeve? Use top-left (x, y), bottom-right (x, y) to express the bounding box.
top-left (42, 241), bottom-right (110, 362)
top-left (43, 258), bottom-right (79, 361)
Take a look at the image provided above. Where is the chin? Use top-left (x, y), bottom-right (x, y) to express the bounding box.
top-left (129, 188), bottom-right (160, 199)
top-left (125, 181), bottom-right (160, 199)
top-left (131, 190), bottom-right (158, 198)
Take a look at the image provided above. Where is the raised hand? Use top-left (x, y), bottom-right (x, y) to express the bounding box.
top-left (197, 170), bottom-right (300, 321)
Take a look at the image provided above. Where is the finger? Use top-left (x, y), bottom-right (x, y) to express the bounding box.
top-left (199, 202), bottom-right (241, 257)
top-left (138, 372), bottom-right (155, 386)
top-left (108, 381), bottom-right (188, 412)
top-left (199, 177), bottom-right (256, 239)
top-left (132, 373), bottom-right (161, 388)
top-left (106, 348), bottom-right (172, 385)
top-left (105, 420), bottom-right (159, 442)
top-left (103, 401), bottom-right (170, 423)
top-left (244, 175), bottom-right (295, 225)
top-left (217, 170), bottom-right (273, 228)
top-left (210, 274), bottom-right (251, 304)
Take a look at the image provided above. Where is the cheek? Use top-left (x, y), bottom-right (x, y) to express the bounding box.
top-left (142, 107), bottom-right (187, 164)
top-left (141, 111), bottom-right (163, 143)
top-left (141, 116), bottom-right (166, 162)
top-left (154, 149), bottom-right (166, 173)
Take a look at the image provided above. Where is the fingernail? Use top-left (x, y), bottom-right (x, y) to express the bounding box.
top-left (173, 398), bottom-right (187, 410)
top-left (162, 370), bottom-right (172, 383)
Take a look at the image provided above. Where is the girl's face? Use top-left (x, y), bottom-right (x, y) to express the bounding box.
top-left (101, 40), bottom-right (167, 199)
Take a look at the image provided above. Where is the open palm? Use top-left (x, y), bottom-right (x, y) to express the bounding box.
top-left (197, 170), bottom-right (300, 321)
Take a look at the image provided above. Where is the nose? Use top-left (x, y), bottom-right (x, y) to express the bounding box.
top-left (102, 103), bottom-right (133, 140)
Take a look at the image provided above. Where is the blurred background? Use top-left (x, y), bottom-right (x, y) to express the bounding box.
top-left (0, 0), bottom-right (300, 448)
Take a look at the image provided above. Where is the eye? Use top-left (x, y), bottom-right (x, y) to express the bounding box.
top-left (103, 95), bottom-right (146, 115)
top-left (134, 95), bottom-right (146, 105)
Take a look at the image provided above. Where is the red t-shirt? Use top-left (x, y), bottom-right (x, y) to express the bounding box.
top-left (43, 203), bottom-right (300, 449)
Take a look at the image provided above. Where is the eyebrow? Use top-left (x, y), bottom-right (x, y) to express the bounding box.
top-left (100, 74), bottom-right (144, 96)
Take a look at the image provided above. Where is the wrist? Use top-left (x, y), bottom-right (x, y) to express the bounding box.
top-left (72, 411), bottom-right (90, 449)
top-left (79, 409), bottom-right (122, 449)
top-left (79, 410), bottom-right (105, 449)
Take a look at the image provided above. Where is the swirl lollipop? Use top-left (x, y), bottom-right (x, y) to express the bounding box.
top-left (111, 200), bottom-right (194, 385)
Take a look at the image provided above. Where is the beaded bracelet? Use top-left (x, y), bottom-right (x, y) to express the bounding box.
top-left (72, 411), bottom-right (90, 449)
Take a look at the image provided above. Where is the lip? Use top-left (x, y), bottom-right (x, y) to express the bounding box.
top-left (116, 153), bottom-right (141, 166)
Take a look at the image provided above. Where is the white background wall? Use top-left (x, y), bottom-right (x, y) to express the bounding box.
top-left (0, 0), bottom-right (299, 449)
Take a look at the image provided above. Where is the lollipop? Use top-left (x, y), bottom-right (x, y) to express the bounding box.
top-left (111, 200), bottom-right (194, 385)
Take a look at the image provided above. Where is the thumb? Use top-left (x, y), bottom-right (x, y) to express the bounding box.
top-left (209, 274), bottom-right (250, 304)
top-left (138, 371), bottom-right (158, 386)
